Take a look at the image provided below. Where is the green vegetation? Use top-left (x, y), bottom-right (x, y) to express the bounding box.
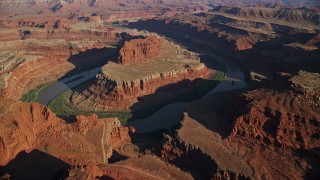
top-left (21, 83), bottom-right (51, 102)
top-left (48, 68), bottom-right (225, 122)
top-left (48, 90), bottom-right (132, 122)
top-left (47, 32), bottom-right (227, 122)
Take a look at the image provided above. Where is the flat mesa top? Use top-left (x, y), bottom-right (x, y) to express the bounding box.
top-left (101, 40), bottom-right (204, 82)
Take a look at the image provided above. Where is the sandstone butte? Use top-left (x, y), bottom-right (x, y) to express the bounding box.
top-left (70, 38), bottom-right (210, 111)
top-left (118, 36), bottom-right (164, 65)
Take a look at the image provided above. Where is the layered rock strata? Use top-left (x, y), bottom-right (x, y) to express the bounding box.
top-left (71, 65), bottom-right (209, 111)
top-left (0, 25), bottom-right (128, 100)
top-left (169, 74), bottom-right (320, 179)
top-left (118, 36), bottom-right (164, 65)
top-left (0, 100), bottom-right (134, 167)
top-left (70, 39), bottom-right (210, 111)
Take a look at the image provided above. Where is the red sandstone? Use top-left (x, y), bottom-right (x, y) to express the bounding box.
top-left (118, 36), bottom-right (164, 65)
top-left (0, 101), bottom-right (133, 166)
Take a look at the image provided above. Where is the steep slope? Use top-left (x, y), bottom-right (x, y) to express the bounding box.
top-left (0, 100), bottom-right (134, 167)
top-left (69, 37), bottom-right (209, 111)
top-left (118, 36), bottom-right (164, 65)
top-left (0, 99), bottom-right (135, 179)
top-left (171, 73), bottom-right (320, 179)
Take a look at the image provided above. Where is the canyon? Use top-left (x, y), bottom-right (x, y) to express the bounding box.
top-left (170, 72), bottom-right (320, 179)
top-left (69, 37), bottom-right (210, 111)
top-left (0, 22), bottom-right (128, 101)
top-left (0, 100), bottom-right (133, 178)
top-left (0, 0), bottom-right (319, 179)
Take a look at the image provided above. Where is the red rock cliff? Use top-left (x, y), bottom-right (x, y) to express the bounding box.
top-left (118, 36), bottom-right (164, 65)
top-left (0, 100), bottom-right (133, 166)
top-left (70, 65), bottom-right (209, 111)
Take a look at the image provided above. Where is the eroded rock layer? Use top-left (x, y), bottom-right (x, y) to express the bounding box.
top-left (170, 74), bottom-right (320, 179)
top-left (118, 36), bottom-right (164, 65)
top-left (127, 8), bottom-right (320, 79)
top-left (70, 39), bottom-right (210, 111)
top-left (0, 100), bottom-right (133, 167)
top-left (0, 24), bottom-right (128, 100)
top-left (71, 64), bottom-right (209, 111)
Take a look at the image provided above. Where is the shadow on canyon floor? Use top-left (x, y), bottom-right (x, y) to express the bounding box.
top-left (301, 147), bottom-right (320, 179)
top-left (108, 150), bottom-right (129, 164)
top-left (128, 77), bottom-right (223, 121)
top-left (129, 129), bottom-right (222, 179)
top-left (59, 34), bottom-right (149, 80)
top-left (60, 46), bottom-right (119, 79)
top-left (0, 149), bottom-right (70, 180)
top-left (126, 20), bottom-right (320, 76)
top-left (127, 22), bottom-right (230, 71)
top-left (185, 75), bottom-right (297, 140)
top-left (186, 89), bottom-right (242, 139)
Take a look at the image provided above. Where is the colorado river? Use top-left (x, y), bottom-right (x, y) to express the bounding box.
top-left (36, 39), bottom-right (245, 133)
top-left (126, 51), bottom-right (246, 133)
top-left (36, 68), bottom-right (101, 105)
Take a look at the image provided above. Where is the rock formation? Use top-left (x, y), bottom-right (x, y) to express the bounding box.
top-left (70, 38), bottom-right (210, 111)
top-left (128, 8), bottom-right (320, 79)
top-left (66, 155), bottom-right (193, 180)
top-left (212, 6), bottom-right (320, 25)
top-left (118, 36), bottom-right (164, 65)
top-left (167, 73), bottom-right (320, 179)
top-left (0, 22), bottom-right (128, 100)
top-left (0, 100), bottom-right (133, 167)
top-left (71, 65), bottom-right (208, 111)
top-left (1, 1), bottom-right (319, 179)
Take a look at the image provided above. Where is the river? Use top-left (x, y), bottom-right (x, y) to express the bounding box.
top-left (126, 51), bottom-right (246, 133)
top-left (36, 39), bottom-right (245, 133)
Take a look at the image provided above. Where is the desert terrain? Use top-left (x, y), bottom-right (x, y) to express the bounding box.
top-left (0, 0), bottom-right (319, 179)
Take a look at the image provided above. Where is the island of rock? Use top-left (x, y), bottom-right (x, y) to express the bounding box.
top-left (69, 36), bottom-right (210, 111)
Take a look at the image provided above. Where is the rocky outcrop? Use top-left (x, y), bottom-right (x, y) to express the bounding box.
top-left (175, 73), bottom-right (320, 179)
top-left (154, 134), bottom-right (250, 179)
top-left (235, 37), bottom-right (253, 50)
top-left (67, 154), bottom-right (194, 180)
top-left (229, 98), bottom-right (320, 150)
top-left (67, 163), bottom-right (104, 180)
top-left (118, 36), bottom-right (164, 65)
top-left (70, 65), bottom-right (209, 111)
top-left (101, 155), bottom-right (194, 180)
top-left (0, 100), bottom-right (134, 167)
top-left (70, 37), bottom-right (210, 111)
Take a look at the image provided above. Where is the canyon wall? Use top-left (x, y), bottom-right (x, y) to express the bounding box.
top-left (212, 6), bottom-right (320, 25)
top-left (127, 14), bottom-right (320, 77)
top-left (70, 65), bottom-right (209, 111)
top-left (118, 36), bottom-right (164, 65)
top-left (172, 72), bottom-right (320, 179)
top-left (0, 28), bottom-right (128, 100)
top-left (0, 100), bottom-right (133, 167)
top-left (0, 27), bottom-right (125, 42)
